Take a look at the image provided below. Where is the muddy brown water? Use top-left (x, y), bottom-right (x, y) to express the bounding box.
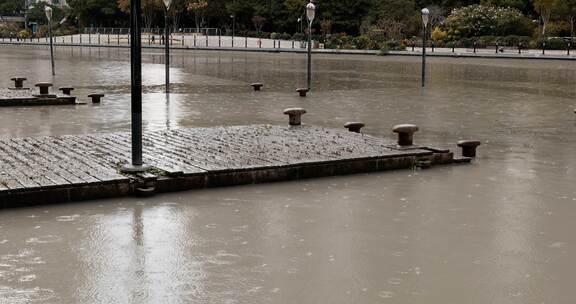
top-left (0, 45), bottom-right (575, 303)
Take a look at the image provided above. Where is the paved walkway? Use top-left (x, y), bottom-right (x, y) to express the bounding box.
top-left (1, 34), bottom-right (303, 50)
top-left (3, 37), bottom-right (575, 60)
top-left (0, 125), bottom-right (459, 207)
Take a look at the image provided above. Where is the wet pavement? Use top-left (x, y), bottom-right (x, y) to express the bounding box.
top-left (0, 45), bottom-right (576, 303)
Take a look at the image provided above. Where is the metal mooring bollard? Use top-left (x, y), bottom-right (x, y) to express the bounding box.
top-left (457, 140), bottom-right (481, 158)
top-left (344, 122), bottom-right (365, 133)
top-left (250, 83), bottom-right (264, 91)
top-left (88, 93), bottom-right (105, 103)
top-left (296, 88), bottom-right (309, 97)
top-left (35, 82), bottom-right (53, 95)
top-left (283, 108), bottom-right (307, 126)
top-left (393, 124), bottom-right (419, 146)
top-left (59, 87), bottom-right (75, 95)
top-left (10, 77), bottom-right (27, 89)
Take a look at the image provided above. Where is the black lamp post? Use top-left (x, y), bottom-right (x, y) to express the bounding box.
top-left (45, 6), bottom-right (55, 76)
top-left (122, 0), bottom-right (147, 173)
top-left (306, 1), bottom-right (316, 91)
top-left (230, 14), bottom-right (235, 47)
top-left (163, 0), bottom-right (172, 93)
top-left (421, 8), bottom-right (429, 88)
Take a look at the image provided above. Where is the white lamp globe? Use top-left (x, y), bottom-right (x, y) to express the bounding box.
top-left (163, 0), bottom-right (172, 10)
top-left (45, 6), bottom-right (53, 21)
top-left (306, 2), bottom-right (316, 23)
top-left (421, 8), bottom-right (430, 28)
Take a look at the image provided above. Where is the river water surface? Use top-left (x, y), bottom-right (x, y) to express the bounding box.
top-left (0, 45), bottom-right (575, 303)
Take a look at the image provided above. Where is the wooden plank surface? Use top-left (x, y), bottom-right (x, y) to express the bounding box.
top-left (0, 125), bottom-right (433, 195)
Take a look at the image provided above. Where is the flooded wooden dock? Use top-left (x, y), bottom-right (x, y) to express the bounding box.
top-left (0, 125), bottom-right (467, 207)
top-left (0, 89), bottom-right (77, 107)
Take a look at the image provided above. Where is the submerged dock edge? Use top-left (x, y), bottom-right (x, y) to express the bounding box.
top-left (0, 151), bottom-right (459, 208)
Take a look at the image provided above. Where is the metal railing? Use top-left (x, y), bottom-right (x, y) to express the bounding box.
top-left (82, 27), bottom-right (221, 36)
top-left (0, 31), bottom-right (308, 51)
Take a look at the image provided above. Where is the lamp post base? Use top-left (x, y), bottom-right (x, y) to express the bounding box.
top-left (120, 164), bottom-right (151, 174)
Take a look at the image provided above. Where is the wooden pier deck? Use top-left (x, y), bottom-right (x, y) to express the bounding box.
top-left (0, 125), bottom-right (464, 207)
top-left (0, 89), bottom-right (76, 107)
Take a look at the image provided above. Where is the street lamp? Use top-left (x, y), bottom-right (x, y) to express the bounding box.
top-left (163, 0), bottom-right (172, 93)
top-left (297, 17), bottom-right (303, 34)
top-left (230, 14), bottom-right (235, 47)
top-left (306, 0), bottom-right (315, 90)
top-left (121, 0), bottom-right (147, 173)
top-left (45, 6), bottom-right (55, 76)
top-left (421, 8), bottom-right (429, 87)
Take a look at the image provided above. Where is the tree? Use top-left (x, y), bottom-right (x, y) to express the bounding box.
top-left (26, 3), bottom-right (65, 25)
top-left (251, 15), bottom-right (266, 32)
top-left (187, 0), bottom-right (208, 32)
top-left (68, 0), bottom-right (119, 28)
top-left (320, 19), bottom-right (332, 36)
top-left (225, 0), bottom-right (265, 31)
top-left (427, 5), bottom-right (447, 28)
top-left (555, 0), bottom-right (576, 37)
top-left (568, 0), bottom-right (576, 37)
top-left (445, 4), bottom-right (535, 39)
top-left (283, 0), bottom-right (306, 19)
top-left (0, 0), bottom-right (24, 15)
top-left (283, 0), bottom-right (307, 32)
top-left (319, 0), bottom-right (374, 35)
top-left (533, 0), bottom-right (556, 36)
top-left (481, 0), bottom-right (532, 13)
top-left (117, 0), bottom-right (162, 29)
top-left (169, 0), bottom-right (189, 31)
top-left (367, 19), bottom-right (407, 41)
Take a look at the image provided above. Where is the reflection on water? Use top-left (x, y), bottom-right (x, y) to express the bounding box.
top-left (0, 45), bottom-right (576, 303)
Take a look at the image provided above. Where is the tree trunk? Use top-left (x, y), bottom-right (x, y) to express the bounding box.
top-left (172, 11), bottom-right (181, 32)
top-left (570, 15), bottom-right (575, 38)
top-left (541, 12), bottom-right (550, 36)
